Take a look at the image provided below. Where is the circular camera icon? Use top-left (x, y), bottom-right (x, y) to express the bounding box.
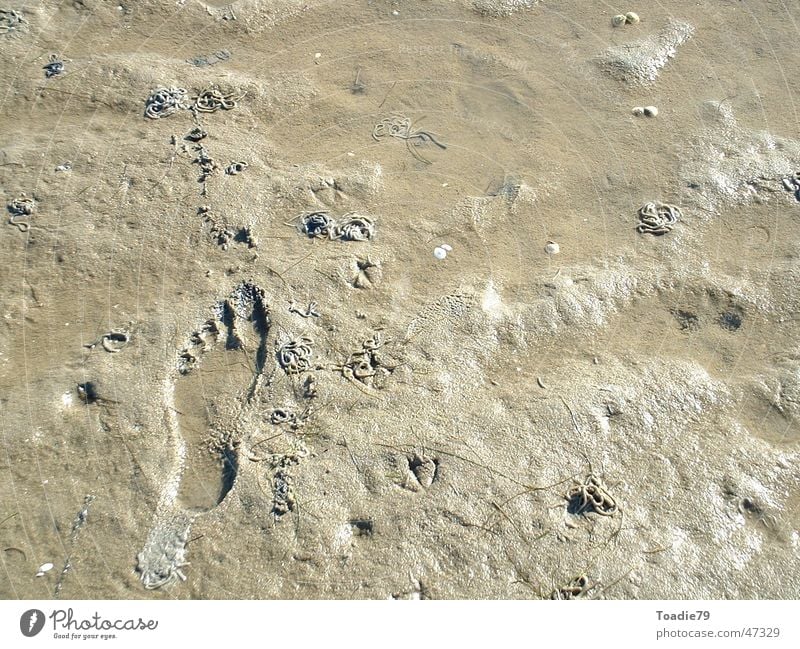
top-left (20, 609), bottom-right (45, 637)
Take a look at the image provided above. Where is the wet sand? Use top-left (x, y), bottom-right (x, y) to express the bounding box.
top-left (1, 0), bottom-right (799, 599)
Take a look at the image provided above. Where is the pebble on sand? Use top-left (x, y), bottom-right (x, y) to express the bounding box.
top-left (434, 244), bottom-right (452, 260)
top-left (632, 106), bottom-right (658, 117)
top-left (544, 241), bottom-right (560, 255)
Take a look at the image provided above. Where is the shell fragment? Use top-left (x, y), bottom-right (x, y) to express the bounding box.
top-left (35, 562), bottom-right (54, 576)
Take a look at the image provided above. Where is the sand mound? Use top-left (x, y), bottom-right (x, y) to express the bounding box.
top-left (595, 19), bottom-right (694, 85)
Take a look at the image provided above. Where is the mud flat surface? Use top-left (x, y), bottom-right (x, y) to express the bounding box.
top-left (1, 0), bottom-right (799, 599)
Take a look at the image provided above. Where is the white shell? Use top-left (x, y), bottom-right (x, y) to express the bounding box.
top-left (625, 12), bottom-right (640, 24)
top-left (544, 241), bottom-right (560, 255)
top-left (612, 14), bottom-right (626, 27)
top-left (644, 105), bottom-right (658, 117)
top-left (631, 106), bottom-right (645, 116)
top-left (36, 562), bottom-right (54, 576)
top-left (440, 243), bottom-right (452, 252)
top-left (433, 246), bottom-right (447, 260)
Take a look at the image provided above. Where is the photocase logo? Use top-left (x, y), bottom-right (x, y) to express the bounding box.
top-left (20, 609), bottom-right (45, 637)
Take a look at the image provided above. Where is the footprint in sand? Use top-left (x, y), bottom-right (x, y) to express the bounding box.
top-left (136, 282), bottom-right (275, 589)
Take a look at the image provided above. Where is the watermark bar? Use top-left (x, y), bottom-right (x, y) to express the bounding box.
top-left (1, 600), bottom-right (795, 647)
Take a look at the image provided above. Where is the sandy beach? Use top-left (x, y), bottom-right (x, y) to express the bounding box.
top-left (1, 0), bottom-right (799, 599)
